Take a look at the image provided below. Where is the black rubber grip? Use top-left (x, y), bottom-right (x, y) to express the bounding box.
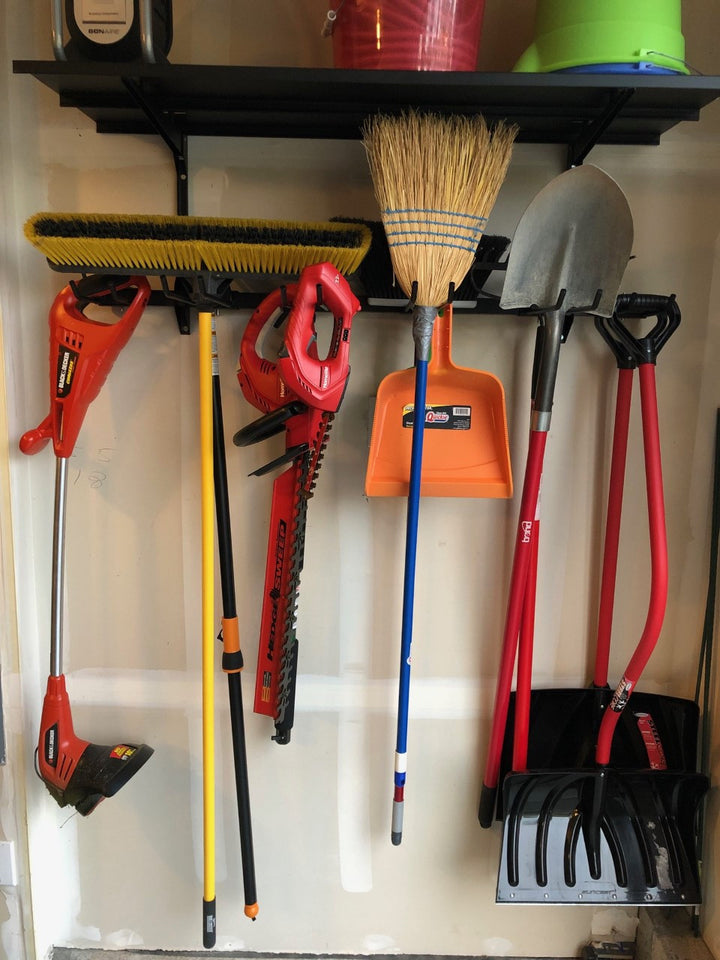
top-left (222, 649), bottom-right (244, 672)
top-left (203, 898), bottom-right (216, 949)
top-left (478, 784), bottom-right (497, 828)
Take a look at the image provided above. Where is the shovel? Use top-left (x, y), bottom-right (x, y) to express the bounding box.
top-left (366, 304), bottom-right (512, 498)
top-left (495, 298), bottom-right (708, 904)
top-left (480, 165), bottom-right (634, 831)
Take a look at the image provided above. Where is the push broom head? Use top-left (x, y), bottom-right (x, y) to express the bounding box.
top-left (24, 213), bottom-right (372, 277)
top-left (362, 111), bottom-right (517, 309)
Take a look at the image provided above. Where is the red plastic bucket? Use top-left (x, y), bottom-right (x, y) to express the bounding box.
top-left (332, 0), bottom-right (485, 71)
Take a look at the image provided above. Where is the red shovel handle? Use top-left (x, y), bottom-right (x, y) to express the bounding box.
top-left (594, 365), bottom-right (634, 688)
top-left (479, 428), bottom-right (547, 825)
top-left (595, 362), bottom-right (668, 765)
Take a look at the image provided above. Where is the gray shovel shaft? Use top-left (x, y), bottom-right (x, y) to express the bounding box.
top-left (531, 311), bottom-right (564, 432)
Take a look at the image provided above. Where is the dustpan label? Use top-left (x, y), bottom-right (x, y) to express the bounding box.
top-left (402, 404), bottom-right (471, 430)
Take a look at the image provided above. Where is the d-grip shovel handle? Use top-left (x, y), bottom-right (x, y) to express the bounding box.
top-left (594, 303), bottom-right (679, 766)
top-left (593, 295), bottom-right (680, 689)
top-left (20, 276), bottom-right (151, 459)
top-left (596, 294), bottom-right (680, 367)
top-left (278, 261), bottom-right (361, 413)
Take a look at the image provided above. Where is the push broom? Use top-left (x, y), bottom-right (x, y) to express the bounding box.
top-left (362, 111), bottom-right (516, 843)
top-left (24, 210), bottom-right (370, 941)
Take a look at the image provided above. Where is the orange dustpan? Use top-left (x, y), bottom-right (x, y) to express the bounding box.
top-left (366, 304), bottom-right (512, 498)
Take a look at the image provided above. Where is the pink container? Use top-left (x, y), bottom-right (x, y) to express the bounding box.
top-left (332, 0), bottom-right (485, 72)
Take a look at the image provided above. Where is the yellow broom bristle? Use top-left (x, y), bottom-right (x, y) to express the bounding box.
top-left (23, 213), bottom-right (372, 277)
top-left (362, 111), bottom-right (517, 308)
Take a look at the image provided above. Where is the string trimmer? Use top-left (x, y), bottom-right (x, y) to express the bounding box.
top-left (234, 261), bottom-right (360, 743)
top-left (20, 275), bottom-right (154, 815)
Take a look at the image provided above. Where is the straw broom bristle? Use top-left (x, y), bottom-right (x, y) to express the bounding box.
top-left (362, 111), bottom-right (517, 308)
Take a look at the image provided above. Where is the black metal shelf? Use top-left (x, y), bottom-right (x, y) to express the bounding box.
top-left (13, 61), bottom-right (720, 328)
top-left (13, 61), bottom-right (720, 153)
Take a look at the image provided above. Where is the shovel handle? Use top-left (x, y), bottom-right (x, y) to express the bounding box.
top-left (479, 428), bottom-right (546, 826)
top-left (595, 362), bottom-right (668, 765)
top-left (594, 366), bottom-right (634, 688)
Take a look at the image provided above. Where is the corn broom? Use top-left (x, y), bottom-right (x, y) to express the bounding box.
top-left (362, 110), bottom-right (517, 844)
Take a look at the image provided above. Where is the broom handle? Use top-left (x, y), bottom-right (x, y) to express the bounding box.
top-left (392, 306), bottom-right (435, 846)
top-left (211, 319), bottom-right (258, 921)
top-left (199, 311), bottom-right (216, 949)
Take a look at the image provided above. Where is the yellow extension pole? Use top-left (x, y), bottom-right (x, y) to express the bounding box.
top-left (199, 310), bottom-right (216, 949)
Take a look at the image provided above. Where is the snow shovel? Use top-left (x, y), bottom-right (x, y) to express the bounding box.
top-left (480, 165), bottom-right (634, 835)
top-left (366, 303), bottom-right (512, 498)
top-left (495, 296), bottom-right (708, 904)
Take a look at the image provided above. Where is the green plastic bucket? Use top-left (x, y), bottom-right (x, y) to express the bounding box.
top-left (513, 0), bottom-right (688, 74)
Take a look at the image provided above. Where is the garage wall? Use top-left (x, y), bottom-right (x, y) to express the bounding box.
top-left (1, 2), bottom-right (719, 958)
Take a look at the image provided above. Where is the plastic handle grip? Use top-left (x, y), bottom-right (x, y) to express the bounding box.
top-left (20, 276), bottom-right (151, 458)
top-left (278, 262), bottom-right (360, 412)
top-left (237, 287), bottom-right (295, 414)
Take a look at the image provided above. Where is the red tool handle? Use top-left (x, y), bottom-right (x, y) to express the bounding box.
top-left (278, 262), bottom-right (360, 412)
top-left (479, 429), bottom-right (547, 825)
top-left (238, 263), bottom-right (360, 416)
top-left (595, 361), bottom-right (668, 765)
top-left (594, 365), bottom-right (634, 688)
top-left (20, 277), bottom-right (151, 459)
top-left (237, 285), bottom-right (298, 414)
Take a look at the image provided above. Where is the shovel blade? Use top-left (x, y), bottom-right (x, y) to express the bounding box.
top-left (497, 769), bottom-right (708, 904)
top-left (498, 688), bottom-right (702, 792)
top-left (500, 165), bottom-right (633, 318)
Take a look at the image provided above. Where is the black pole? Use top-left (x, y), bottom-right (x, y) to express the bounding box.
top-left (211, 322), bottom-right (258, 920)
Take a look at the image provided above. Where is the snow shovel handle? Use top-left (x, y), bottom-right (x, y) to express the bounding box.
top-left (593, 295), bottom-right (678, 689)
top-left (594, 365), bottom-right (634, 688)
top-left (596, 360), bottom-right (668, 765)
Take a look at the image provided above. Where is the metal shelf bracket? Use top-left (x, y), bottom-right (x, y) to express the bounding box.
top-left (567, 87), bottom-right (636, 168)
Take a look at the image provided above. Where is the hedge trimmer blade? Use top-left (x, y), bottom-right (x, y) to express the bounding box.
top-left (234, 262), bottom-right (360, 742)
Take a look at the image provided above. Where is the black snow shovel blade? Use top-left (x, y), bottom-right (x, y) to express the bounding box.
top-left (498, 768), bottom-right (707, 904)
top-left (498, 688), bottom-right (703, 793)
